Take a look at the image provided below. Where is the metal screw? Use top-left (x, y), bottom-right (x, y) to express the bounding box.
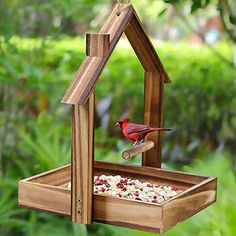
top-left (77, 197), bottom-right (83, 204)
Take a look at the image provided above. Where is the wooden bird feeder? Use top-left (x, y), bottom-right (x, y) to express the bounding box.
top-left (18, 3), bottom-right (217, 234)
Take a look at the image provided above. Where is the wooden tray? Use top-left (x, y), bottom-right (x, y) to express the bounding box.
top-left (18, 161), bottom-right (217, 233)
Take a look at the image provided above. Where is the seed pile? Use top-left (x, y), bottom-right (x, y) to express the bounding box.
top-left (94, 175), bottom-right (182, 204)
top-left (67, 175), bottom-right (182, 204)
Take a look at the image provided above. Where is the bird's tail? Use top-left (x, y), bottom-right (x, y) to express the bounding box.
top-left (150, 128), bottom-right (172, 132)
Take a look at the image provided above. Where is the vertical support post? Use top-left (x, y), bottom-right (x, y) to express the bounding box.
top-left (142, 72), bottom-right (164, 168)
top-left (71, 92), bottom-right (95, 224)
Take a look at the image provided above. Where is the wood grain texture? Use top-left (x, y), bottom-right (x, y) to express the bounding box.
top-left (122, 141), bottom-right (155, 160)
top-left (18, 181), bottom-right (70, 216)
top-left (162, 177), bottom-right (217, 233)
top-left (18, 161), bottom-right (217, 233)
top-left (94, 195), bottom-right (163, 233)
top-left (28, 164), bottom-right (71, 186)
top-left (71, 92), bottom-right (95, 223)
top-left (19, 160), bottom-right (210, 189)
top-left (142, 72), bottom-right (164, 168)
top-left (61, 4), bottom-right (171, 105)
top-left (61, 4), bottom-right (134, 105)
top-left (125, 12), bottom-right (171, 82)
top-left (94, 161), bottom-right (207, 186)
top-left (86, 33), bottom-right (110, 57)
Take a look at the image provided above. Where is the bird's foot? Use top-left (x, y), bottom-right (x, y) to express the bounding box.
top-left (133, 140), bottom-right (144, 147)
top-left (133, 141), bottom-right (138, 147)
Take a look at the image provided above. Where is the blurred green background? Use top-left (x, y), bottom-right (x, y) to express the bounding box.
top-left (0, 0), bottom-right (236, 235)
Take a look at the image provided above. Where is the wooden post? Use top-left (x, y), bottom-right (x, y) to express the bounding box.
top-left (71, 92), bottom-right (95, 224)
top-left (142, 72), bottom-right (164, 168)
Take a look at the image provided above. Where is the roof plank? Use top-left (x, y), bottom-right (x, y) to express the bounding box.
top-left (61, 3), bottom-right (171, 105)
top-left (86, 33), bottom-right (110, 57)
top-left (125, 12), bottom-right (171, 82)
top-left (61, 4), bottom-right (134, 105)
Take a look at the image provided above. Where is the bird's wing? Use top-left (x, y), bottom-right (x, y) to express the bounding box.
top-left (126, 123), bottom-right (150, 134)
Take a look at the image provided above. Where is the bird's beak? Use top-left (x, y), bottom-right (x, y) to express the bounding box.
top-left (115, 122), bottom-right (120, 127)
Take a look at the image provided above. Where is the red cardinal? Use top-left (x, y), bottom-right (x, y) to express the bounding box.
top-left (115, 118), bottom-right (171, 147)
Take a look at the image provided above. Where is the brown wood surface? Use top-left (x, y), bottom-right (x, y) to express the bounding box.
top-left (94, 194), bottom-right (163, 233)
top-left (71, 92), bottom-right (95, 223)
top-left (19, 160), bottom-right (211, 191)
top-left (18, 161), bottom-right (217, 233)
top-left (86, 33), bottom-right (110, 57)
top-left (94, 161), bottom-right (207, 186)
top-left (142, 72), bottom-right (164, 168)
top-left (61, 4), bottom-right (134, 105)
top-left (18, 181), bottom-right (70, 216)
top-left (28, 164), bottom-right (71, 186)
top-left (61, 4), bottom-right (171, 105)
top-left (122, 141), bottom-right (155, 160)
top-left (125, 12), bottom-right (171, 81)
top-left (162, 177), bottom-right (217, 232)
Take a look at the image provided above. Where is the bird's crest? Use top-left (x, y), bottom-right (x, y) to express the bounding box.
top-left (118, 118), bottom-right (130, 123)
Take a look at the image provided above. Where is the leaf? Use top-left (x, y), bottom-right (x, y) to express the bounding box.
top-left (191, 1), bottom-right (202, 13)
top-left (229, 14), bottom-right (236, 25)
top-left (158, 8), bottom-right (168, 17)
top-left (191, 0), bottom-right (212, 13)
top-left (0, 219), bottom-right (28, 228)
top-left (15, 160), bottom-right (31, 177)
top-left (163, 0), bottom-right (175, 3)
top-left (73, 224), bottom-right (87, 236)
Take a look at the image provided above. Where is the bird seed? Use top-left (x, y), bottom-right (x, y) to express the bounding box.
top-left (66, 174), bottom-right (182, 204)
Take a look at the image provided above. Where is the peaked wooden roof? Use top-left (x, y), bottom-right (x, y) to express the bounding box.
top-left (62, 4), bottom-right (171, 105)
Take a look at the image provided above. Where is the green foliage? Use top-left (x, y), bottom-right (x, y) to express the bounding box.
top-left (0, 0), bottom-right (109, 38)
top-left (1, 37), bottom-right (235, 164)
top-left (0, 174), bottom-right (28, 235)
top-left (0, 37), bottom-right (236, 235)
top-left (162, 0), bottom-right (213, 13)
top-left (19, 112), bottom-right (71, 172)
top-left (0, 1), bottom-right (235, 235)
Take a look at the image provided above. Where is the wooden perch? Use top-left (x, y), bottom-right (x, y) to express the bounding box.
top-left (122, 141), bottom-right (155, 160)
